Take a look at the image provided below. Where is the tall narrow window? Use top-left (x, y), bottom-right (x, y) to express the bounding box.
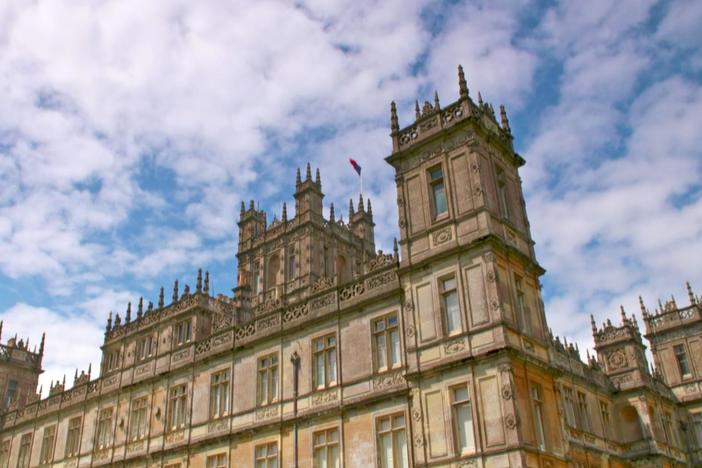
top-left (313, 335), bottom-right (338, 389)
top-left (323, 246), bottom-right (330, 277)
top-left (257, 354), bottom-right (279, 405)
top-left (429, 166), bottom-right (448, 219)
top-left (441, 276), bottom-right (461, 335)
top-left (599, 400), bottom-right (611, 438)
top-left (373, 314), bottom-right (401, 372)
top-left (210, 370), bottom-right (230, 419)
top-left (167, 384), bottom-right (188, 431)
top-left (563, 387), bottom-right (576, 427)
top-left (39, 425), bottom-right (56, 464)
top-left (253, 266), bottom-right (261, 295)
top-left (674, 344), bottom-right (691, 378)
top-left (255, 442), bottom-right (278, 468)
top-left (514, 275), bottom-right (531, 334)
top-left (267, 255), bottom-right (280, 290)
top-left (377, 413), bottom-right (408, 468)
top-left (693, 414), bottom-right (702, 448)
top-left (136, 335), bottom-right (155, 361)
top-left (206, 453), bottom-right (228, 468)
top-left (96, 407), bottom-right (114, 449)
top-left (65, 416), bottom-right (82, 457)
top-left (576, 392), bottom-right (591, 432)
top-left (4, 380), bottom-right (17, 407)
top-left (16, 433), bottom-right (31, 468)
top-left (0, 440), bottom-right (9, 468)
top-left (174, 320), bottom-right (192, 346)
top-left (104, 349), bottom-right (120, 373)
top-left (313, 427), bottom-right (340, 468)
top-left (288, 252), bottom-right (296, 279)
top-left (129, 397), bottom-right (149, 441)
top-left (662, 412), bottom-right (676, 446)
top-left (530, 383), bottom-right (546, 450)
top-left (451, 385), bottom-right (475, 454)
top-left (496, 166), bottom-right (511, 220)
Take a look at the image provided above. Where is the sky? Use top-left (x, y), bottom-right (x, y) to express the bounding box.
top-left (1, 0), bottom-right (701, 394)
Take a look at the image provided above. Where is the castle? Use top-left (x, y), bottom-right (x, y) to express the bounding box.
top-left (0, 66), bottom-right (700, 467)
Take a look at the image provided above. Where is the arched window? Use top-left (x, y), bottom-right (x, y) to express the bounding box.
top-left (267, 255), bottom-right (280, 290)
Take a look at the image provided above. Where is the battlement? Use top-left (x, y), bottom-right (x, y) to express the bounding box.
top-left (590, 306), bottom-right (642, 347)
top-left (0, 323), bottom-right (44, 372)
top-left (642, 282), bottom-right (701, 336)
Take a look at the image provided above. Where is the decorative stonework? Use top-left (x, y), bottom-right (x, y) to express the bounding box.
top-left (504, 413), bottom-right (518, 430)
top-left (208, 419), bottom-right (229, 433)
top-left (413, 433), bottom-right (425, 448)
top-left (126, 440), bottom-right (144, 453)
top-left (311, 276), bottom-right (334, 293)
top-left (366, 253), bottom-right (395, 272)
top-left (311, 389), bottom-right (338, 406)
top-left (501, 384), bottom-right (514, 400)
top-left (256, 405), bottom-right (279, 420)
top-left (165, 429), bottom-right (185, 444)
top-left (432, 227), bottom-right (453, 245)
top-left (172, 347), bottom-right (191, 363)
top-left (373, 370), bottom-right (405, 390)
top-left (444, 338), bottom-right (465, 354)
top-left (607, 349), bottom-right (627, 370)
top-left (309, 292), bottom-right (335, 310)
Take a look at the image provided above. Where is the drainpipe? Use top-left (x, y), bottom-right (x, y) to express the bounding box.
top-left (290, 351), bottom-right (301, 468)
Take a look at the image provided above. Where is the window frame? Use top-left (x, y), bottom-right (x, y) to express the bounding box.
top-left (95, 407), bottom-right (114, 450)
top-left (174, 319), bottom-right (192, 347)
top-left (257, 354), bottom-right (280, 406)
top-left (450, 383), bottom-right (475, 455)
top-left (312, 427), bottom-right (340, 468)
top-left (440, 275), bottom-right (462, 336)
top-left (135, 334), bottom-right (156, 361)
top-left (673, 344), bottom-right (692, 379)
top-left (167, 384), bottom-right (188, 431)
top-left (65, 416), bottom-right (82, 458)
top-left (129, 396), bottom-right (150, 441)
top-left (39, 424), bottom-right (56, 464)
top-left (312, 334), bottom-right (338, 390)
top-left (576, 391), bottom-right (591, 432)
top-left (372, 314), bottom-right (402, 373)
top-left (210, 369), bottom-right (231, 419)
top-left (254, 441), bottom-right (278, 468)
top-left (206, 453), bottom-right (228, 468)
top-left (495, 164), bottom-right (511, 221)
top-left (562, 387), bottom-right (577, 428)
top-left (530, 382), bottom-right (546, 450)
top-left (16, 432), bottom-right (32, 468)
top-left (375, 412), bottom-right (408, 468)
top-left (428, 165), bottom-right (449, 221)
top-left (599, 400), bottom-right (611, 439)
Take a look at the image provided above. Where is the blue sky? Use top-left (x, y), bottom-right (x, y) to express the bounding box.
top-left (1, 0), bottom-right (701, 391)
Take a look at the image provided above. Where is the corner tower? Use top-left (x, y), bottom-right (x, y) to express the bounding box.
top-left (0, 323), bottom-right (44, 413)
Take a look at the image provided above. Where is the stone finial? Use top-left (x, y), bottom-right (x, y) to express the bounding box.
top-left (458, 64), bottom-right (468, 99)
top-left (39, 332), bottom-right (45, 355)
top-left (204, 271), bottom-right (210, 295)
top-left (136, 298), bottom-right (143, 320)
top-left (315, 167), bottom-right (321, 186)
top-left (148, 301), bottom-right (153, 314)
top-left (106, 312), bottom-right (112, 333)
top-left (240, 201), bottom-right (245, 216)
top-left (184, 284), bottom-right (190, 296)
top-left (296, 167), bottom-right (302, 185)
top-left (114, 313), bottom-right (121, 326)
top-left (639, 296), bottom-right (647, 317)
top-left (329, 203), bottom-right (335, 223)
top-left (306, 162), bottom-right (312, 181)
top-left (620, 305), bottom-right (627, 323)
top-left (671, 295), bottom-right (677, 309)
top-left (0, 320), bottom-right (3, 342)
top-left (499, 105), bottom-right (511, 134)
top-left (173, 280), bottom-right (179, 303)
top-left (358, 193), bottom-right (364, 212)
top-left (687, 281), bottom-right (696, 305)
top-left (159, 287), bottom-right (165, 308)
top-left (390, 101), bottom-right (399, 132)
top-left (393, 238), bottom-right (398, 259)
top-left (126, 302), bottom-right (132, 323)
top-left (249, 199), bottom-right (255, 211)
top-left (349, 198), bottom-right (355, 219)
top-left (282, 202), bottom-right (287, 222)
top-left (590, 314), bottom-right (597, 334)
top-left (488, 103), bottom-right (495, 118)
top-left (197, 269), bottom-right (203, 293)
top-left (478, 92), bottom-right (484, 106)
top-left (434, 91), bottom-right (440, 110)
top-left (367, 198), bottom-right (372, 217)
top-left (415, 100), bottom-right (421, 120)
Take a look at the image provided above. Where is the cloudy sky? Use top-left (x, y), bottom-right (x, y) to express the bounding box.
top-left (1, 0), bottom-right (701, 392)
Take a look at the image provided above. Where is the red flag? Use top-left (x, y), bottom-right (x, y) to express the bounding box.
top-left (349, 158), bottom-right (362, 176)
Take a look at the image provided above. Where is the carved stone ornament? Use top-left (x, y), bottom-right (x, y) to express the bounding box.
top-left (373, 370), bottom-right (405, 390)
top-left (470, 161), bottom-right (480, 173)
top-left (312, 389), bottom-right (338, 406)
top-left (311, 276), bottom-right (335, 293)
top-left (432, 227), bottom-right (453, 245)
top-left (413, 433), bottom-right (425, 448)
top-left (504, 413), bottom-right (518, 430)
top-left (486, 270), bottom-right (496, 283)
top-left (457, 461), bottom-right (477, 468)
top-left (404, 301), bottom-right (414, 313)
top-left (444, 338), bottom-right (465, 354)
top-left (256, 405), bottom-right (279, 420)
top-left (207, 419), bottom-right (229, 433)
top-left (501, 384), bottom-right (514, 400)
top-left (406, 324), bottom-right (416, 338)
top-left (490, 299), bottom-right (500, 311)
top-left (398, 217), bottom-right (407, 229)
top-left (411, 407), bottom-right (422, 422)
top-left (482, 252), bottom-right (496, 263)
top-left (607, 350), bottom-right (627, 370)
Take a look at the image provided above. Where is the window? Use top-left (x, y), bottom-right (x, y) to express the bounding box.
top-left (255, 442), bottom-right (278, 468)
top-left (129, 397), bottom-right (149, 441)
top-left (136, 335), bottom-right (155, 361)
top-left (429, 166), bottom-right (448, 218)
top-left (313, 335), bottom-right (338, 389)
top-left (16, 433), bottom-right (31, 468)
top-left (693, 413), bottom-right (702, 447)
top-left (104, 349), bottom-right (120, 373)
top-left (4, 380), bottom-right (17, 407)
top-left (0, 440), bottom-right (9, 468)
top-left (96, 407), bottom-right (113, 449)
top-left (576, 392), bottom-right (591, 432)
top-left (257, 354), bottom-right (279, 405)
top-left (174, 320), bottom-right (192, 346)
top-left (563, 387), bottom-right (576, 427)
top-left (167, 384), bottom-right (188, 430)
top-left (496, 165), bottom-right (511, 220)
top-left (662, 411), bottom-right (675, 446)
top-left (253, 266), bottom-right (261, 295)
top-left (377, 413), bottom-right (408, 468)
top-left (313, 427), bottom-right (340, 468)
top-left (441, 276), bottom-right (461, 335)
top-left (210, 370), bottom-right (230, 419)
top-left (674, 344), bottom-right (691, 378)
top-left (65, 416), bottom-right (82, 457)
top-left (599, 400), bottom-right (611, 438)
top-left (514, 275), bottom-right (531, 334)
top-left (323, 246), bottom-right (330, 277)
top-left (207, 453), bottom-right (228, 468)
top-left (267, 255), bottom-right (280, 290)
top-left (373, 314), bottom-right (401, 372)
top-left (530, 383), bottom-right (546, 450)
top-left (39, 425), bottom-right (56, 464)
top-left (451, 385), bottom-right (475, 454)
top-left (288, 252), bottom-right (296, 279)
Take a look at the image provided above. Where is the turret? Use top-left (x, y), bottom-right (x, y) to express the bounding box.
top-left (293, 162), bottom-right (324, 221)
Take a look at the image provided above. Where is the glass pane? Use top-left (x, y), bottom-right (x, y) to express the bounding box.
top-left (379, 417), bottom-right (391, 432)
top-left (430, 168), bottom-right (443, 180)
top-left (453, 386), bottom-right (468, 402)
top-left (395, 428), bottom-right (408, 468)
top-left (331, 445), bottom-right (340, 468)
top-left (260, 373), bottom-right (268, 402)
top-left (315, 447), bottom-right (327, 468)
top-left (388, 315), bottom-right (398, 327)
top-left (433, 183), bottom-right (447, 215)
top-left (376, 335), bottom-right (387, 368)
top-left (380, 433), bottom-right (392, 468)
top-left (442, 278), bottom-right (456, 290)
top-left (375, 320), bottom-right (385, 332)
top-left (445, 291), bottom-right (460, 333)
top-left (393, 415), bottom-right (405, 428)
top-left (456, 402), bottom-right (475, 452)
top-left (271, 368), bottom-right (278, 400)
top-left (390, 330), bottom-right (401, 366)
top-left (329, 349), bottom-right (337, 383)
top-left (316, 353), bottom-right (325, 387)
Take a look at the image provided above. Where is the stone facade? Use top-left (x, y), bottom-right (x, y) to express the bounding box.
top-left (0, 66), bottom-right (700, 468)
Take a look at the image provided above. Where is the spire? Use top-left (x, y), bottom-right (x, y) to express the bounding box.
top-left (136, 298), bottom-right (143, 320)
top-left (349, 198), bottom-right (355, 219)
top-left (282, 202), bottom-right (288, 222)
top-left (315, 167), bottom-right (321, 186)
top-left (159, 287), bottom-right (165, 308)
top-left (367, 198), bottom-right (372, 217)
top-left (184, 284), bottom-right (190, 296)
top-left (106, 312), bottom-right (112, 333)
top-left (458, 64), bottom-right (468, 99)
top-left (240, 201), bottom-right (245, 216)
top-left (249, 199), bottom-right (255, 211)
top-left (390, 101), bottom-right (399, 132)
top-left (306, 162), bottom-right (312, 181)
top-left (39, 332), bottom-right (45, 355)
top-left (204, 271), bottom-right (210, 295)
top-left (197, 268), bottom-right (203, 293)
top-left (358, 193), bottom-right (364, 212)
top-left (0, 320), bottom-right (3, 342)
top-left (296, 167), bottom-right (302, 185)
top-left (415, 100), bottom-right (421, 120)
top-left (125, 302), bottom-right (132, 323)
top-left (639, 296), bottom-right (647, 317)
top-left (478, 92), bottom-right (483, 106)
top-left (329, 203), bottom-right (335, 223)
top-left (393, 238), bottom-right (399, 259)
top-left (499, 105), bottom-right (511, 134)
top-left (173, 280), bottom-right (179, 303)
top-left (434, 90), bottom-right (440, 110)
top-left (147, 301), bottom-right (153, 314)
top-left (687, 281), bottom-right (696, 305)
top-left (620, 305), bottom-right (626, 323)
top-left (590, 314), bottom-right (597, 334)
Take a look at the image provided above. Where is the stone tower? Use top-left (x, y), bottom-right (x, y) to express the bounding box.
top-left (0, 322), bottom-right (44, 413)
